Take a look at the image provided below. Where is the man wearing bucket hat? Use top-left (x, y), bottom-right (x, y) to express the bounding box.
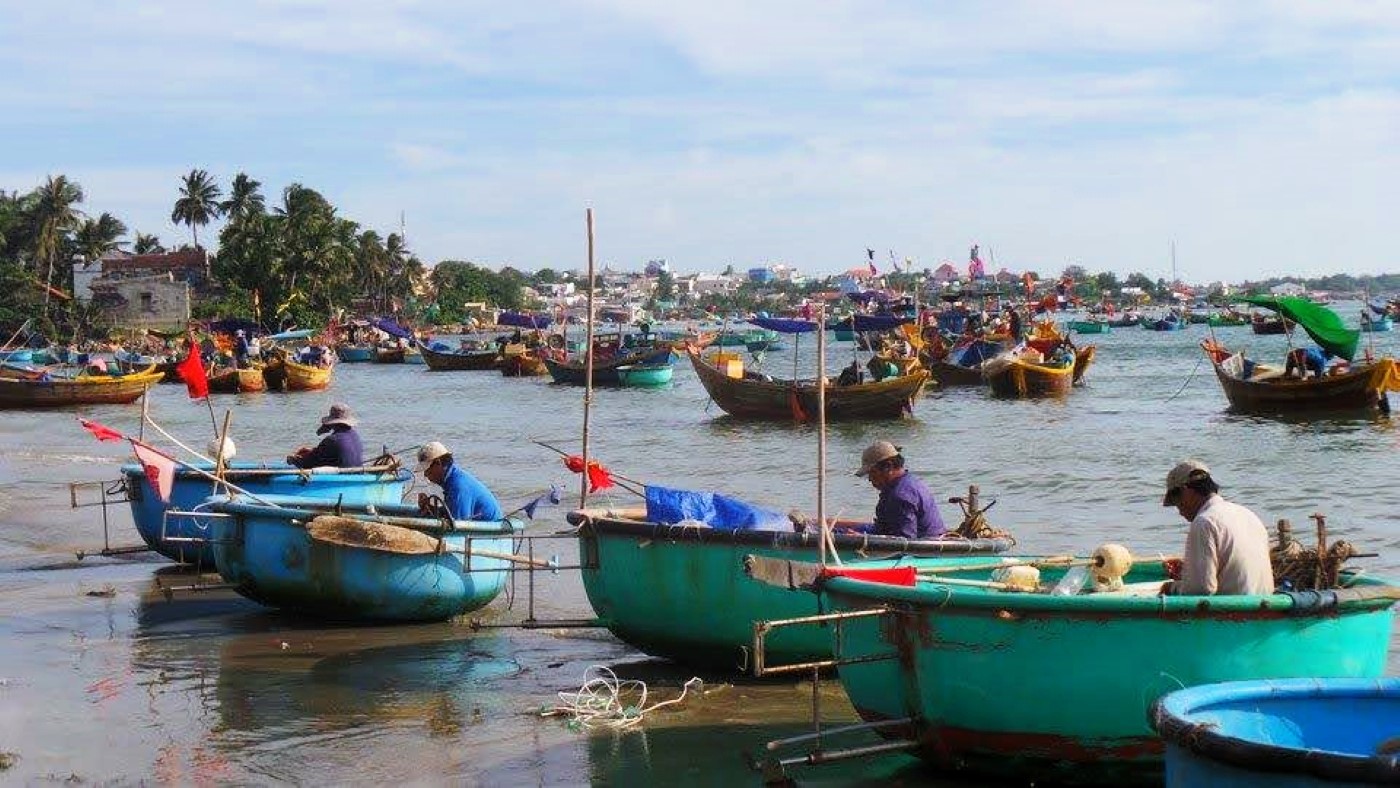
top-left (1159, 459), bottom-right (1273, 596)
top-left (415, 441), bottom-right (503, 521)
top-left (287, 403), bottom-right (364, 469)
top-left (843, 440), bottom-right (945, 539)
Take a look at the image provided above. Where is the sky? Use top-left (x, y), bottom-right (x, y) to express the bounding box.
top-left (2, 1), bottom-right (1399, 283)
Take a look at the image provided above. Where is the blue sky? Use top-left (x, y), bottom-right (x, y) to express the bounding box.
top-left (2, 1), bottom-right (1398, 282)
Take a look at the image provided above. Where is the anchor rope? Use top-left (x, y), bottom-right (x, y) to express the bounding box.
top-left (542, 665), bottom-right (703, 730)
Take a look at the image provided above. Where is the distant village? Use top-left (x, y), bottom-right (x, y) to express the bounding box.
top-left (68, 247), bottom-right (1397, 333)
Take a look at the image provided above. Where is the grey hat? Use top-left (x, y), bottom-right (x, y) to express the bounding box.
top-left (317, 403), bottom-right (357, 434)
top-left (1163, 459), bottom-right (1211, 506)
top-left (855, 440), bottom-right (901, 476)
top-left (415, 441), bottom-right (451, 473)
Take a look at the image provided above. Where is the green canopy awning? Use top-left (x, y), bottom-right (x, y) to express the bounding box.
top-left (1242, 295), bottom-right (1359, 361)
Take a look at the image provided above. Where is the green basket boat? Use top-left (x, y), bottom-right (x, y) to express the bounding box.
top-left (811, 559), bottom-right (1398, 785)
top-left (615, 362), bottom-right (674, 388)
top-left (570, 509), bottom-right (1012, 671)
top-left (1066, 320), bottom-right (1111, 335)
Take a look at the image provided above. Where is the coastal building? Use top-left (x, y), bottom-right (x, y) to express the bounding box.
top-left (72, 249), bottom-right (210, 330)
top-left (1270, 281), bottom-right (1307, 297)
top-left (931, 263), bottom-right (961, 284)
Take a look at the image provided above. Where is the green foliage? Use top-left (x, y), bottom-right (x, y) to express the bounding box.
top-left (429, 260), bottom-right (525, 321)
top-left (654, 269), bottom-right (675, 301)
top-left (171, 169), bottom-right (222, 248)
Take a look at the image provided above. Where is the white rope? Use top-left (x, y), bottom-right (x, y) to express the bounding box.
top-left (543, 665), bottom-right (703, 730)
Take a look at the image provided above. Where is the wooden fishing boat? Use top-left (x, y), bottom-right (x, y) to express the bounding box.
top-left (813, 559), bottom-right (1398, 784)
top-left (1142, 315), bottom-right (1188, 331)
top-left (499, 351), bottom-right (550, 377)
top-left (1251, 313), bottom-right (1292, 335)
top-left (928, 361), bottom-right (984, 386)
top-left (0, 367), bottom-right (162, 408)
top-left (982, 348), bottom-right (1077, 397)
top-left (544, 347), bottom-right (672, 386)
top-left (1107, 313), bottom-right (1141, 328)
top-left (113, 349), bottom-right (156, 373)
top-left (1207, 311), bottom-right (1249, 328)
top-left (284, 357), bottom-right (333, 391)
top-left (688, 347), bottom-right (929, 420)
top-left (208, 366), bottom-right (267, 394)
top-left (336, 344), bottom-right (374, 363)
top-left (615, 362), bottom-right (674, 387)
top-left (203, 495), bottom-right (521, 621)
top-left (403, 347), bottom-right (425, 364)
top-left (1153, 678), bottom-right (1400, 787)
top-left (122, 462), bottom-right (413, 565)
top-left (418, 342), bottom-right (500, 371)
top-left (570, 508), bottom-right (1011, 669)
top-left (1067, 319), bottom-right (1110, 334)
top-left (1203, 342), bottom-right (1397, 414)
top-left (374, 346), bottom-right (406, 364)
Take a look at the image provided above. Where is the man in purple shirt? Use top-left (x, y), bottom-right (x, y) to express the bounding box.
top-left (851, 440), bottom-right (946, 539)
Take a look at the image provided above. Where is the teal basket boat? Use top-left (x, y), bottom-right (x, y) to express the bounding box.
top-left (615, 362), bottom-right (674, 388)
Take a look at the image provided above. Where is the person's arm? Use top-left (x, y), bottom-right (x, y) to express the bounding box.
top-left (1174, 519), bottom-right (1219, 595)
top-left (292, 436), bottom-right (341, 469)
top-left (873, 488), bottom-right (919, 539)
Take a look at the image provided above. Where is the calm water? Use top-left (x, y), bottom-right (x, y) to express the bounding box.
top-left (1, 307), bottom-right (1398, 785)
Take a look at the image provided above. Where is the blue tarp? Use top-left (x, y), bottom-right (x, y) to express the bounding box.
top-left (265, 328), bottom-right (316, 341)
top-left (957, 339), bottom-right (1005, 367)
top-left (371, 317), bottom-right (413, 340)
top-left (749, 317), bottom-right (818, 334)
top-left (498, 311), bottom-right (553, 329)
top-left (644, 485), bottom-right (790, 532)
top-left (853, 314), bottom-right (913, 332)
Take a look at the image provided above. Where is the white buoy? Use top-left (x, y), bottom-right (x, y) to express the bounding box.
top-left (208, 436), bottom-right (237, 461)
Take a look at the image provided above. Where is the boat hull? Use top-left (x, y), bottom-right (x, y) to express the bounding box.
top-left (573, 513), bottom-right (1011, 670)
top-left (123, 463), bottom-right (412, 565)
top-left (544, 348), bottom-right (671, 385)
top-left (499, 353), bottom-right (549, 377)
top-left (983, 354), bottom-right (1075, 397)
top-left (285, 359), bottom-right (333, 391)
top-left (688, 348), bottom-right (929, 420)
top-left (1208, 354), bottom-right (1396, 414)
top-left (206, 497), bottom-right (517, 621)
top-left (928, 361), bottom-right (984, 386)
top-left (1067, 321), bottom-right (1110, 334)
top-left (1153, 678), bottom-right (1400, 787)
top-left (0, 369), bottom-right (161, 408)
top-left (336, 345), bottom-right (374, 363)
top-left (615, 363), bottom-right (674, 387)
top-left (419, 344), bottom-right (500, 371)
top-left (823, 569), bottom-right (1396, 785)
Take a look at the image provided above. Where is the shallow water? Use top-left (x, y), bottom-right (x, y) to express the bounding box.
top-left (1, 309), bottom-right (1398, 785)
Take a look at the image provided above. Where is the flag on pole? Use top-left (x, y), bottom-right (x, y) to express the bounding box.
top-left (866, 249), bottom-right (877, 276)
top-left (129, 439), bottom-right (177, 503)
top-left (563, 455), bottom-right (615, 493)
top-left (175, 348), bottom-right (209, 400)
top-left (520, 485), bottom-right (563, 519)
top-left (78, 418), bottom-right (124, 443)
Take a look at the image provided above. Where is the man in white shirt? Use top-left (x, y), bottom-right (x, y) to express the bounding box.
top-left (1160, 460), bottom-right (1275, 596)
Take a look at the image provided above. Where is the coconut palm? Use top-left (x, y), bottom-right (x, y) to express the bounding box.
top-left (33, 175), bottom-right (85, 311)
top-left (171, 169), bottom-right (222, 249)
top-left (219, 173), bottom-right (264, 226)
top-left (74, 212), bottom-right (128, 262)
top-left (133, 233), bottom-right (164, 254)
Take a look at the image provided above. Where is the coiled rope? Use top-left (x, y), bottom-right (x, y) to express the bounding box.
top-left (542, 666), bottom-right (704, 730)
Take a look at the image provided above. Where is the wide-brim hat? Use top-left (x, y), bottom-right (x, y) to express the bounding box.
top-left (1163, 459), bottom-right (1211, 506)
top-left (317, 403), bottom-right (357, 434)
top-left (855, 440), bottom-right (900, 476)
top-left (415, 441), bottom-right (451, 473)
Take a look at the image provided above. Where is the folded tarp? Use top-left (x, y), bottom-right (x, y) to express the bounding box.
top-left (498, 311), bottom-right (553, 329)
top-left (645, 485), bottom-right (790, 531)
top-left (853, 314), bottom-right (913, 332)
top-left (371, 317), bottom-right (414, 340)
top-left (749, 317), bottom-right (818, 334)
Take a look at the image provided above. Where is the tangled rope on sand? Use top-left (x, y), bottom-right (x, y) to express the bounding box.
top-left (542, 666), bottom-right (704, 730)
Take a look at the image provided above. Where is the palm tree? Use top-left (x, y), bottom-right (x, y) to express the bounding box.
top-left (219, 173), bottom-right (264, 226)
top-left (74, 212), bottom-right (128, 262)
top-left (33, 175), bottom-right (85, 312)
top-left (171, 169), bottom-right (222, 249)
top-left (133, 233), bottom-right (164, 254)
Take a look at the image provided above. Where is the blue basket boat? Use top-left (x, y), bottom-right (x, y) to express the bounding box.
top-left (122, 461), bottom-right (412, 566)
top-left (200, 495), bottom-right (523, 622)
top-left (1153, 678), bottom-right (1400, 787)
top-left (615, 362), bottom-right (674, 387)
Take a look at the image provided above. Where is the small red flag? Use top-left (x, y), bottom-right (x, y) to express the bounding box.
top-left (175, 349), bottom-right (209, 400)
top-left (130, 440), bottom-right (177, 503)
top-left (563, 455), bottom-right (615, 493)
top-left (78, 418), bottom-right (125, 443)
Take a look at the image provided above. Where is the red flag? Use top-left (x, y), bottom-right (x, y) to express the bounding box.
top-left (130, 440), bottom-right (177, 503)
top-left (175, 349), bottom-right (209, 400)
top-left (563, 455), bottom-right (615, 493)
top-left (78, 418), bottom-right (125, 443)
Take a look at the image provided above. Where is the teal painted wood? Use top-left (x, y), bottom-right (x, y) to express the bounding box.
top-left (1067, 320), bottom-right (1111, 334)
top-left (615, 363), bottom-right (674, 387)
top-left (572, 513), bottom-right (1011, 670)
top-left (206, 495), bottom-right (520, 621)
top-left (1153, 678), bottom-right (1400, 787)
top-left (336, 345), bottom-right (374, 363)
top-left (1362, 315), bottom-right (1394, 332)
top-left (123, 462), bottom-right (413, 565)
top-left (822, 564), bottom-right (1397, 785)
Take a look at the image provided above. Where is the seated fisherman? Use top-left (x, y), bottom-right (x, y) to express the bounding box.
top-left (287, 403), bottom-right (364, 468)
top-left (415, 440), bottom-right (504, 521)
top-left (839, 441), bottom-right (946, 539)
top-left (1159, 460), bottom-right (1273, 596)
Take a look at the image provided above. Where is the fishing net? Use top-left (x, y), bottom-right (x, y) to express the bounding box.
top-left (1270, 518), bottom-right (1358, 591)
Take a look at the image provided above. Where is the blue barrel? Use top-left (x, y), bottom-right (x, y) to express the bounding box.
top-left (1153, 678), bottom-right (1400, 786)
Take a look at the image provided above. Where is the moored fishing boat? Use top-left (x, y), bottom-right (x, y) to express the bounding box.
top-left (615, 362), bottom-right (674, 388)
top-left (811, 557), bottom-right (1398, 784)
top-left (0, 366), bottom-right (162, 408)
top-left (1152, 678), bottom-right (1400, 787)
top-left (499, 349), bottom-right (550, 377)
top-left (544, 346), bottom-right (672, 386)
top-left (336, 344), bottom-right (374, 363)
top-left (123, 462), bottom-right (414, 565)
top-left (983, 346), bottom-right (1081, 397)
top-left (1207, 310), bottom-right (1249, 328)
top-left (1203, 296), bottom-right (1400, 415)
top-left (374, 346), bottom-right (406, 364)
top-left (1251, 312), bottom-right (1293, 335)
top-left (689, 347), bottom-right (929, 419)
top-left (201, 495), bottom-right (521, 621)
top-left (1067, 319), bottom-right (1110, 334)
top-left (1361, 314), bottom-right (1393, 332)
top-left (284, 357), bottom-right (333, 391)
top-left (417, 341), bottom-right (500, 371)
top-left (208, 366), bottom-right (267, 394)
top-left (1142, 314), bottom-right (1188, 331)
top-left (570, 503), bottom-right (1011, 669)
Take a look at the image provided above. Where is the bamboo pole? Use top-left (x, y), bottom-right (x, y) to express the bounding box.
top-left (214, 410), bottom-right (233, 495)
top-left (817, 306), bottom-right (828, 569)
top-left (580, 208), bottom-right (596, 509)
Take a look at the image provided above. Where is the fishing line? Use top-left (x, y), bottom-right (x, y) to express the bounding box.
top-left (1164, 353), bottom-right (1205, 402)
top-left (543, 665), bottom-right (704, 730)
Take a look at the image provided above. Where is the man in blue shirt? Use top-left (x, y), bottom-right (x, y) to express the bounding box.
top-left (287, 403), bottom-right (364, 468)
top-left (1285, 346), bottom-right (1328, 379)
top-left (416, 441), bottom-right (504, 521)
top-left (850, 440), bottom-right (945, 539)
